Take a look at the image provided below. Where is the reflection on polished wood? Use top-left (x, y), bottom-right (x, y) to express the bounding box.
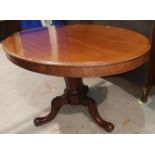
top-left (2, 25), bottom-right (151, 132)
top-left (3, 24), bottom-right (150, 77)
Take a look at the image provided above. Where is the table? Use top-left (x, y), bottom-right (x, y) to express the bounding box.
top-left (2, 24), bottom-right (151, 132)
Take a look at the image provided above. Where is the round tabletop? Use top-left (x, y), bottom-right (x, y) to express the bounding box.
top-left (2, 24), bottom-right (151, 77)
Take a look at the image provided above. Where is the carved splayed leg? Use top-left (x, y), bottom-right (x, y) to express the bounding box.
top-left (81, 96), bottom-right (114, 132)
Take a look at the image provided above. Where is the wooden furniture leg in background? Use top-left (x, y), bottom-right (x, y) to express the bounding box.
top-left (140, 86), bottom-right (152, 103)
top-left (141, 24), bottom-right (155, 103)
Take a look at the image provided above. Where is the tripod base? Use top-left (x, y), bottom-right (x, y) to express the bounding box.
top-left (34, 78), bottom-right (114, 132)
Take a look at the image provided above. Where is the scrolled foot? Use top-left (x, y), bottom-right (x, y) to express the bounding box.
top-left (34, 117), bottom-right (47, 126)
top-left (34, 96), bottom-right (65, 126)
top-left (100, 121), bottom-right (114, 132)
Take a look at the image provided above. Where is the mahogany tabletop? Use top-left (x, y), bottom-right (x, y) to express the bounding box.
top-left (2, 24), bottom-right (151, 77)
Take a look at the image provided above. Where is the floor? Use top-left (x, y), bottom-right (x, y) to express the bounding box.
top-left (0, 44), bottom-right (155, 134)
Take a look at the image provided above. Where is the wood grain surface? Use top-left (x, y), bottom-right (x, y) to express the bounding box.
top-left (2, 24), bottom-right (151, 77)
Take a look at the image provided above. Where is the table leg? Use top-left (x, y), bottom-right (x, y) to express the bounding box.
top-left (34, 77), bottom-right (114, 132)
top-left (81, 96), bottom-right (114, 132)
